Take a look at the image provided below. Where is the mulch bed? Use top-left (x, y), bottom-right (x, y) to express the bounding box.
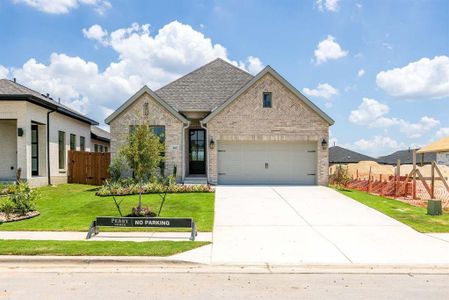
top-left (0, 211), bottom-right (40, 223)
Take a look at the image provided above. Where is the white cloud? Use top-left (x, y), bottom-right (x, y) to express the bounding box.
top-left (0, 65), bottom-right (9, 79)
top-left (82, 24), bottom-right (108, 45)
top-left (316, 0), bottom-right (339, 12)
top-left (13, 0), bottom-right (111, 14)
top-left (398, 116), bottom-right (440, 139)
top-left (314, 35), bottom-right (348, 64)
top-left (357, 69), bottom-right (365, 77)
top-left (302, 83), bottom-right (338, 99)
top-left (349, 98), bottom-right (440, 138)
top-left (239, 56), bottom-right (264, 75)
top-left (349, 98), bottom-right (399, 128)
top-left (435, 127), bottom-right (449, 140)
top-left (376, 56), bottom-right (449, 99)
top-left (7, 21), bottom-right (263, 123)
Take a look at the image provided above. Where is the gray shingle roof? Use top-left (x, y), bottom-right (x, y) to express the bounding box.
top-left (91, 126), bottom-right (110, 142)
top-left (329, 146), bottom-right (376, 164)
top-left (155, 58), bottom-right (253, 111)
top-left (0, 79), bottom-right (98, 125)
top-left (377, 149), bottom-right (436, 165)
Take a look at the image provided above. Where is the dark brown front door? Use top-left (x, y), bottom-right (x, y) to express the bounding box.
top-left (189, 129), bottom-right (206, 174)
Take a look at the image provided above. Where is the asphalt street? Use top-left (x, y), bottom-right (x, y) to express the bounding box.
top-left (1, 266), bottom-right (449, 299)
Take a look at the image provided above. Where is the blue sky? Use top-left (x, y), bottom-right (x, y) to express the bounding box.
top-left (0, 0), bottom-right (448, 156)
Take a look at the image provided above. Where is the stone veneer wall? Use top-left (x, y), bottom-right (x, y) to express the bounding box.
top-left (206, 73), bottom-right (330, 185)
top-left (109, 93), bottom-right (184, 181)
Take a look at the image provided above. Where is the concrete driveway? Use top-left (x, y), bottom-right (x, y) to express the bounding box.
top-left (211, 186), bottom-right (449, 265)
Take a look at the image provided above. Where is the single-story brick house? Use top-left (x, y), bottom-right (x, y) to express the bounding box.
top-left (106, 59), bottom-right (334, 185)
top-left (0, 79), bottom-right (109, 187)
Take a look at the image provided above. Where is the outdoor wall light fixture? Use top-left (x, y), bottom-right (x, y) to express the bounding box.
top-left (17, 128), bottom-right (24, 137)
top-left (321, 138), bottom-right (328, 150)
top-left (209, 139), bottom-right (215, 149)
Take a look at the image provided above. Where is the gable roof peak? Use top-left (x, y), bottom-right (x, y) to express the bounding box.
top-left (202, 65), bottom-right (335, 125)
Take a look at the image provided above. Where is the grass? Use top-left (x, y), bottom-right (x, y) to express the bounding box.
top-left (0, 239), bottom-right (209, 256)
top-left (338, 188), bottom-right (449, 233)
top-left (0, 184), bottom-right (214, 232)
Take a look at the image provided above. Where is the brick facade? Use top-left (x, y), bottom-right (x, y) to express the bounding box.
top-left (110, 74), bottom-right (331, 186)
top-left (109, 93), bottom-right (184, 181)
top-left (206, 73), bottom-right (330, 185)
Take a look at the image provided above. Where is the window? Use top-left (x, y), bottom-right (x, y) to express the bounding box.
top-left (143, 102), bottom-right (149, 116)
top-left (129, 125), bottom-right (136, 134)
top-left (94, 144), bottom-right (99, 152)
top-left (105, 146), bottom-right (109, 152)
top-left (80, 136), bottom-right (85, 151)
top-left (58, 131), bottom-right (65, 169)
top-left (70, 134), bottom-right (76, 151)
top-left (31, 125), bottom-right (39, 176)
top-left (263, 92), bottom-right (272, 108)
top-left (149, 125), bottom-right (165, 143)
top-left (99, 145), bottom-right (104, 152)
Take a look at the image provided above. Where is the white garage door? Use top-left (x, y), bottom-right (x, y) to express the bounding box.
top-left (217, 141), bottom-right (317, 185)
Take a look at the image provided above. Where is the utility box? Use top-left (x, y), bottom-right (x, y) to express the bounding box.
top-left (427, 200), bottom-right (442, 216)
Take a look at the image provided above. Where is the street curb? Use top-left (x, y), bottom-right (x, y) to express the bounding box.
top-left (2, 256), bottom-right (449, 274)
top-left (0, 255), bottom-right (200, 266)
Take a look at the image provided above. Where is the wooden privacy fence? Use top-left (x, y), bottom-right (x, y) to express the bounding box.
top-left (68, 150), bottom-right (110, 186)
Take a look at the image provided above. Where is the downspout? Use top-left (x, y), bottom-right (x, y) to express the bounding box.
top-left (200, 121), bottom-right (209, 183)
top-left (46, 109), bottom-right (56, 185)
top-left (181, 121), bottom-right (191, 182)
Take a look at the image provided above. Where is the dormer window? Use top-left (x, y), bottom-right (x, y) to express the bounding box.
top-left (263, 92), bottom-right (272, 108)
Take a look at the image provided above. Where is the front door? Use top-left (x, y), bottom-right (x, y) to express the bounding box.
top-left (189, 129), bottom-right (206, 174)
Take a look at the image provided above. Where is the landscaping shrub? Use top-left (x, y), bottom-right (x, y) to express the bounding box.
top-left (0, 198), bottom-right (15, 217)
top-left (96, 180), bottom-right (214, 196)
top-left (0, 183), bottom-right (15, 196)
top-left (109, 154), bottom-right (130, 181)
top-left (8, 181), bottom-right (38, 215)
top-left (330, 165), bottom-right (352, 189)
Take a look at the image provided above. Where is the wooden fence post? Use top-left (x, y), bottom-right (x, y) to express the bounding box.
top-left (431, 161), bottom-right (435, 199)
top-left (412, 150), bottom-right (417, 199)
top-left (367, 166), bottom-right (372, 193)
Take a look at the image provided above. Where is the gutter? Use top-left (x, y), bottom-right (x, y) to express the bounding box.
top-left (200, 121), bottom-right (209, 184)
top-left (46, 109), bottom-right (56, 185)
top-left (0, 96), bottom-right (98, 125)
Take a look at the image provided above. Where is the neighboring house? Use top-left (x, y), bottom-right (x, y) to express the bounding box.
top-left (106, 59), bottom-right (334, 185)
top-left (377, 148), bottom-right (436, 165)
top-left (91, 126), bottom-right (110, 153)
top-left (329, 146), bottom-right (376, 165)
top-left (417, 136), bottom-right (449, 167)
top-left (0, 79), bottom-right (99, 187)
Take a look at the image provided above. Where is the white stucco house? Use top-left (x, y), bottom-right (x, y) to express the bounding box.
top-left (0, 79), bottom-right (109, 187)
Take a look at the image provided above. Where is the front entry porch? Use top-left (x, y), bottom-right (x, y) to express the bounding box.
top-left (182, 127), bottom-right (207, 184)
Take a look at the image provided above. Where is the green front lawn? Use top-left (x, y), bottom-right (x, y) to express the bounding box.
top-left (338, 188), bottom-right (449, 233)
top-left (0, 240), bottom-right (208, 256)
top-left (0, 184), bottom-right (214, 232)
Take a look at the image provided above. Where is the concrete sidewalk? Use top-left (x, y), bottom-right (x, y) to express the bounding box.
top-left (0, 231), bottom-right (212, 242)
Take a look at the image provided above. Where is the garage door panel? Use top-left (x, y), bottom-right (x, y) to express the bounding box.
top-left (217, 141), bottom-right (317, 185)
